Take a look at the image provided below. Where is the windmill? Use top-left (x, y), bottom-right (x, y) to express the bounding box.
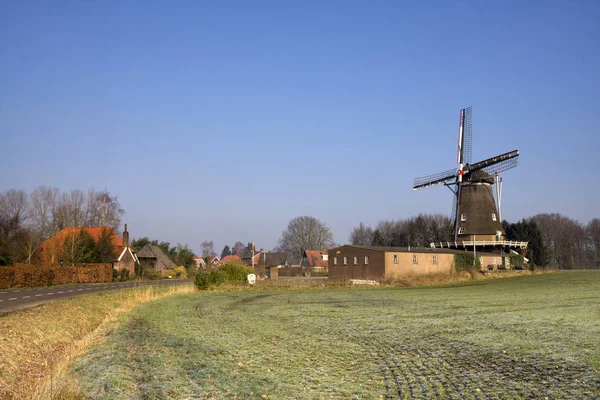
top-left (413, 107), bottom-right (520, 245)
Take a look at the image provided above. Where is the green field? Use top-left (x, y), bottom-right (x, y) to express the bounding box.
top-left (68, 272), bottom-right (600, 399)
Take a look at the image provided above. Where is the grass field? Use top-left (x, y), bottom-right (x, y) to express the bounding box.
top-left (67, 271), bottom-right (599, 399)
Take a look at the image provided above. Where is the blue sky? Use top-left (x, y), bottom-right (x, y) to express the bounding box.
top-left (1, 1), bottom-right (599, 254)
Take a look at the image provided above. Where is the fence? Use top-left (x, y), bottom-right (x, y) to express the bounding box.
top-left (0, 263), bottom-right (113, 289)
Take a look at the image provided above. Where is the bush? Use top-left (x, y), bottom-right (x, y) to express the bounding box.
top-left (454, 253), bottom-right (481, 273)
top-left (219, 262), bottom-right (254, 281)
top-left (119, 268), bottom-right (130, 282)
top-left (161, 269), bottom-right (176, 278)
top-left (194, 262), bottom-right (253, 290)
top-left (509, 253), bottom-right (525, 269)
top-left (112, 268), bottom-right (119, 282)
top-left (174, 266), bottom-right (187, 279)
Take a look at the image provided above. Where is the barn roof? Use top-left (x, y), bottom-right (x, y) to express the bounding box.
top-left (136, 245), bottom-right (177, 269)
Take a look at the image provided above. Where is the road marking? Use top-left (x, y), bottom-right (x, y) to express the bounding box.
top-left (35, 294), bottom-right (42, 297)
top-left (86, 288), bottom-right (91, 290)
top-left (47, 293), bottom-right (54, 295)
top-left (58, 291), bottom-right (64, 294)
top-left (0, 292), bottom-right (6, 294)
top-left (14, 290), bottom-right (20, 293)
top-left (23, 296), bottom-right (30, 299)
top-left (77, 289), bottom-right (83, 291)
top-left (9, 298), bottom-right (17, 300)
top-left (68, 290), bottom-right (74, 292)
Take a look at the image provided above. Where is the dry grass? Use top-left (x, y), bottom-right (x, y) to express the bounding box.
top-left (0, 283), bottom-right (195, 400)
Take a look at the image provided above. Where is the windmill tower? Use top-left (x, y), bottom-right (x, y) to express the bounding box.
top-left (413, 107), bottom-right (522, 247)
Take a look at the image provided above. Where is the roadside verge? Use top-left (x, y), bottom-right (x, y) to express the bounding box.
top-left (0, 282), bottom-right (195, 400)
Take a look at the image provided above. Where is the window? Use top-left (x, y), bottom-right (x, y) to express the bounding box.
top-left (353, 256), bottom-right (358, 265)
top-left (432, 255), bottom-right (437, 264)
top-left (365, 256), bottom-right (370, 265)
top-left (343, 256), bottom-right (348, 265)
top-left (322, 254), bottom-right (328, 261)
top-left (461, 213), bottom-right (467, 221)
top-left (393, 254), bottom-right (399, 264)
top-left (413, 255), bottom-right (418, 264)
top-left (491, 213), bottom-right (497, 221)
top-left (333, 256), bottom-right (337, 265)
top-left (458, 226), bottom-right (465, 234)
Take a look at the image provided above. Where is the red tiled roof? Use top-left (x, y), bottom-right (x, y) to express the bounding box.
top-left (39, 227), bottom-right (123, 263)
top-left (304, 250), bottom-right (328, 267)
top-left (218, 255), bottom-right (242, 265)
top-left (50, 227), bottom-right (123, 247)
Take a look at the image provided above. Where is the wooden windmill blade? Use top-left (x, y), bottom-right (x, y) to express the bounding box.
top-left (464, 150), bottom-right (520, 177)
top-left (458, 106), bottom-right (473, 165)
top-left (413, 168), bottom-right (457, 190)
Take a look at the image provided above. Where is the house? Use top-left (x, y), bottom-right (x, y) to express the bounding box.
top-left (204, 255), bottom-right (219, 266)
top-left (302, 250), bottom-right (329, 269)
top-left (328, 245), bottom-right (511, 281)
top-left (136, 245), bottom-right (178, 272)
top-left (193, 255), bottom-right (205, 269)
top-left (218, 255), bottom-right (242, 265)
top-left (38, 226), bottom-right (123, 265)
top-left (256, 251), bottom-right (302, 268)
top-left (113, 224), bottom-right (138, 276)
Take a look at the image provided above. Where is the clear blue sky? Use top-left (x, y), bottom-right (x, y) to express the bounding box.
top-left (1, 1), bottom-right (599, 254)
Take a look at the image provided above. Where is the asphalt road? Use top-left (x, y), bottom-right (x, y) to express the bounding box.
top-left (0, 279), bottom-right (190, 315)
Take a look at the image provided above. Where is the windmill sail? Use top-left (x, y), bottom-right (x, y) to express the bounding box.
top-left (462, 106), bottom-right (473, 164)
top-left (413, 168), bottom-right (456, 190)
top-left (465, 150), bottom-right (519, 176)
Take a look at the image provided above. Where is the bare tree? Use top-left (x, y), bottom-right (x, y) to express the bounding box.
top-left (201, 240), bottom-right (215, 257)
top-left (587, 219), bottom-right (600, 268)
top-left (29, 185), bottom-right (59, 240)
top-left (532, 213), bottom-right (588, 269)
top-left (355, 214), bottom-right (452, 247)
top-left (53, 190), bottom-right (86, 230)
top-left (277, 216), bottom-right (334, 257)
top-left (0, 189), bottom-right (29, 229)
top-left (349, 222), bottom-right (374, 245)
top-left (232, 241), bottom-right (245, 256)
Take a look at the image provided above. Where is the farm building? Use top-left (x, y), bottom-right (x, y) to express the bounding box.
top-left (328, 245), bottom-right (511, 281)
top-left (113, 224), bottom-right (138, 276)
top-left (136, 244), bottom-right (177, 272)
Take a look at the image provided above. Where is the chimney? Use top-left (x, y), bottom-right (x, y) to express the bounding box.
top-left (123, 223), bottom-right (129, 248)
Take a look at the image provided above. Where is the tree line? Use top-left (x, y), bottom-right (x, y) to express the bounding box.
top-left (0, 187), bottom-right (124, 265)
top-left (348, 213), bottom-right (600, 269)
top-left (349, 214), bottom-right (453, 248)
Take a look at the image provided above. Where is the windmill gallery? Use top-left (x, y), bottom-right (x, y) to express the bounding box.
top-left (328, 107), bottom-right (528, 281)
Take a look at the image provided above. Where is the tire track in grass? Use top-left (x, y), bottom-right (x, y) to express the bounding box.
top-left (349, 332), bottom-right (396, 399)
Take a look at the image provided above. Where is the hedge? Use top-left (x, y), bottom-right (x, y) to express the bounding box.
top-left (0, 263), bottom-right (113, 289)
top-left (195, 262), bottom-right (254, 290)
